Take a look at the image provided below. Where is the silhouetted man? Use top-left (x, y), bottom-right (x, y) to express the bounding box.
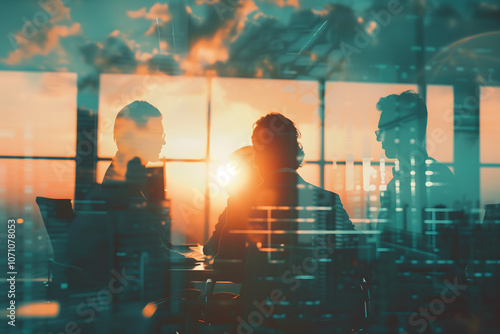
top-left (67, 101), bottom-right (168, 288)
top-left (221, 113), bottom-right (362, 332)
top-left (375, 90), bottom-right (458, 243)
top-left (204, 146), bottom-right (262, 258)
top-left (102, 100), bottom-right (165, 190)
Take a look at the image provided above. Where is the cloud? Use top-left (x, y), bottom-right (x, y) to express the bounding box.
top-left (1, 1), bottom-right (80, 66)
top-left (81, 36), bottom-right (137, 73)
top-left (128, 3), bottom-right (172, 41)
top-left (181, 0), bottom-right (261, 75)
top-left (3, 23), bottom-right (81, 65)
top-left (127, 3), bottom-right (171, 22)
top-left (269, 0), bottom-right (300, 8)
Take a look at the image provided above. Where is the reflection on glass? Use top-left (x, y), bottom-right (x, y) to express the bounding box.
top-left (325, 163), bottom-right (393, 229)
top-left (480, 87), bottom-right (500, 164)
top-left (211, 78), bottom-right (320, 161)
top-left (481, 168), bottom-right (500, 209)
top-left (164, 162), bottom-right (206, 244)
top-left (325, 82), bottom-right (417, 163)
top-left (426, 85), bottom-right (454, 163)
top-left (0, 71), bottom-right (77, 157)
top-left (98, 74), bottom-right (208, 159)
top-left (0, 159), bottom-right (75, 220)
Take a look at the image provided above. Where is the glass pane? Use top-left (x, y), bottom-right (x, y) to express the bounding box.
top-left (481, 168), bottom-right (500, 209)
top-left (207, 162), bottom-right (320, 243)
top-left (324, 163), bottom-right (394, 230)
top-left (98, 160), bottom-right (206, 243)
top-left (211, 78), bottom-right (320, 161)
top-left (325, 82), bottom-right (417, 163)
top-left (297, 163), bottom-right (320, 188)
top-left (426, 85), bottom-right (454, 163)
top-left (480, 87), bottom-right (500, 163)
top-left (98, 74), bottom-right (208, 159)
top-left (165, 162), bottom-right (206, 244)
top-left (96, 160), bottom-right (112, 184)
top-left (207, 161), bottom-right (231, 242)
top-left (0, 71), bottom-right (77, 157)
top-left (0, 158), bottom-right (75, 220)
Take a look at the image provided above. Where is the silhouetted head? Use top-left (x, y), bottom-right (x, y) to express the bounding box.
top-left (375, 90), bottom-right (427, 159)
top-left (113, 101), bottom-right (165, 163)
top-left (223, 146), bottom-right (262, 196)
top-left (251, 113), bottom-right (304, 177)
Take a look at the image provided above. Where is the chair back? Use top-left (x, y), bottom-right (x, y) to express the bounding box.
top-left (36, 196), bottom-right (75, 264)
top-left (484, 203), bottom-right (500, 224)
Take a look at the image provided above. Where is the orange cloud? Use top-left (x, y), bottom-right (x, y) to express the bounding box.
top-left (195, 0), bottom-right (220, 4)
top-left (182, 25), bottom-right (231, 75)
top-left (127, 3), bottom-right (171, 22)
top-left (49, 0), bottom-right (72, 23)
top-left (266, 0), bottom-right (299, 8)
top-left (3, 23), bottom-right (81, 65)
top-left (181, 0), bottom-right (260, 75)
top-left (129, 3), bottom-right (172, 37)
top-left (127, 7), bottom-right (147, 19)
top-left (1, 1), bottom-right (78, 66)
top-left (135, 50), bottom-right (153, 62)
top-left (233, 0), bottom-right (259, 42)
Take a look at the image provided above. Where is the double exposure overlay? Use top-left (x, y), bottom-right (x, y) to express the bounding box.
top-left (0, 1), bottom-right (499, 333)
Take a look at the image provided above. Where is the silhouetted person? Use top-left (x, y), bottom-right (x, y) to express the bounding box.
top-left (204, 146), bottom-right (262, 258)
top-left (67, 101), bottom-right (169, 289)
top-left (102, 100), bottom-right (165, 190)
top-left (222, 113), bottom-right (362, 333)
top-left (375, 91), bottom-right (458, 244)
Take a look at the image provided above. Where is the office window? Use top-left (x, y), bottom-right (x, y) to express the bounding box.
top-left (98, 74), bottom-right (208, 160)
top-left (426, 85), bottom-right (454, 163)
top-left (97, 75), bottom-right (209, 243)
top-left (324, 82), bottom-right (454, 223)
top-left (209, 77), bottom-right (321, 234)
top-left (481, 168), bottom-right (500, 209)
top-left (0, 71), bottom-right (77, 232)
top-left (165, 162), bottom-right (206, 243)
top-left (0, 159), bottom-right (75, 216)
top-left (325, 82), bottom-right (418, 163)
top-left (0, 71), bottom-right (77, 157)
top-left (210, 78), bottom-right (321, 161)
top-left (480, 86), bottom-right (500, 164)
top-left (479, 86), bottom-right (500, 211)
top-left (325, 163), bottom-right (394, 227)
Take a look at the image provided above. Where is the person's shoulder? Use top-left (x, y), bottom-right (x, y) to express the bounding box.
top-left (427, 157), bottom-right (456, 181)
top-left (298, 177), bottom-right (343, 203)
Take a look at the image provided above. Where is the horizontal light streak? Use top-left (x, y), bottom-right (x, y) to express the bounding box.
top-left (230, 230), bottom-right (380, 235)
top-left (249, 218), bottom-right (315, 223)
top-left (253, 206), bottom-right (333, 211)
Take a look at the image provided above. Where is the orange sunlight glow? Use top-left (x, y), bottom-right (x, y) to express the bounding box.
top-left (17, 301), bottom-right (60, 318)
top-left (98, 74), bottom-right (208, 160)
top-left (142, 302), bottom-right (158, 318)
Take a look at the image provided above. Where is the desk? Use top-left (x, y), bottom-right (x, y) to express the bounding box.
top-left (168, 262), bottom-right (214, 282)
top-left (168, 244), bottom-right (243, 284)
